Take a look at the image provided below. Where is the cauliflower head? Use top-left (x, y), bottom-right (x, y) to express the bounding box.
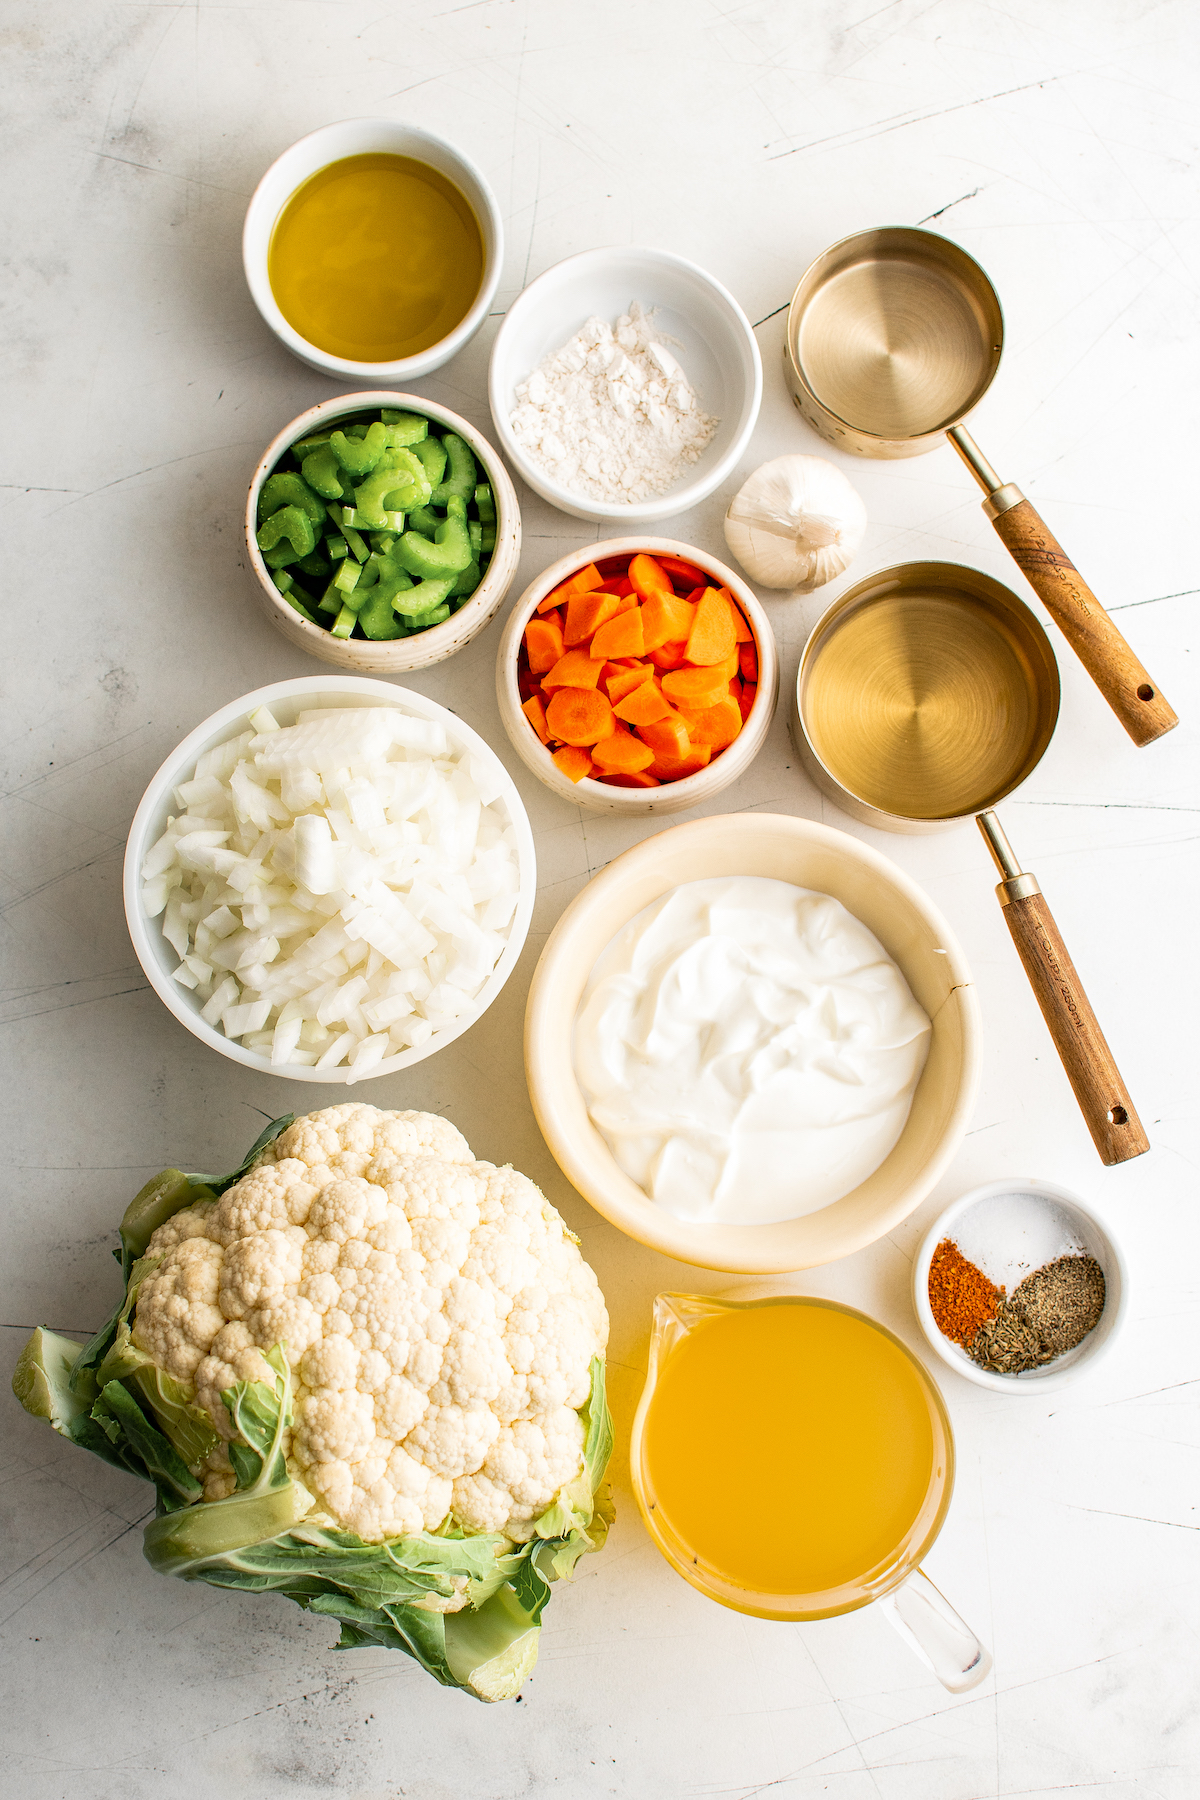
top-left (130, 1104), bottom-right (608, 1546)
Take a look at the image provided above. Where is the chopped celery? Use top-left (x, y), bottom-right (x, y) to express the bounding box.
top-left (264, 408), bottom-right (492, 643)
top-left (282, 589), bottom-right (320, 625)
top-left (413, 437), bottom-right (448, 489)
top-left (432, 433), bottom-right (477, 505)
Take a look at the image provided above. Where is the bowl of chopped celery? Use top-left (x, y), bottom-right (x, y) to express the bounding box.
top-left (246, 393), bottom-right (521, 672)
top-left (124, 676), bottom-right (536, 1080)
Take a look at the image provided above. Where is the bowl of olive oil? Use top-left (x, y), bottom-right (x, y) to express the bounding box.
top-left (243, 119), bottom-right (502, 381)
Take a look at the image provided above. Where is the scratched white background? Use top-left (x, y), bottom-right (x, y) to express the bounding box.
top-left (2, 3), bottom-right (1198, 1796)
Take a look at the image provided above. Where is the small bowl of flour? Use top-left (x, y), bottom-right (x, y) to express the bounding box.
top-left (489, 246), bottom-right (762, 524)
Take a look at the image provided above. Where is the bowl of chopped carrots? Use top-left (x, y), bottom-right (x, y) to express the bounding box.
top-left (495, 540), bottom-right (778, 813)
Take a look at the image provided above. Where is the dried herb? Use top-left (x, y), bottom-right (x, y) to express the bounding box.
top-left (968, 1254), bottom-right (1105, 1374)
top-left (927, 1238), bottom-right (1001, 1346)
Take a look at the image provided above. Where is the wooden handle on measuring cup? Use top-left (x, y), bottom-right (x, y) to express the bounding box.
top-left (993, 874), bottom-right (1149, 1165)
top-left (987, 495), bottom-right (1177, 746)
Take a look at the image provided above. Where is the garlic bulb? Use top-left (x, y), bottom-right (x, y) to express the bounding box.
top-left (724, 455), bottom-right (867, 591)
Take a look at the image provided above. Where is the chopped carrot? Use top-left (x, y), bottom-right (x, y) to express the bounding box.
top-left (662, 664), bottom-right (730, 708)
top-left (613, 589), bottom-right (640, 615)
top-left (564, 591), bottom-right (622, 646)
top-left (537, 563), bottom-right (603, 613)
top-left (552, 745), bottom-right (594, 783)
top-left (684, 588), bottom-right (739, 666)
top-left (605, 663), bottom-right (655, 705)
top-left (522, 693), bottom-right (551, 744)
top-left (647, 745), bottom-right (712, 781)
top-left (590, 608), bottom-right (646, 660)
top-left (638, 714), bottom-right (690, 761)
top-left (604, 576), bottom-right (635, 596)
top-left (728, 676), bottom-right (742, 704)
top-left (627, 553), bottom-right (673, 602)
top-left (614, 682), bottom-right (675, 726)
top-left (597, 553), bottom-right (633, 576)
top-left (647, 640), bottom-right (689, 670)
top-left (591, 725), bottom-right (655, 773)
top-left (542, 648), bottom-right (605, 691)
top-left (546, 687), bottom-right (616, 746)
top-left (599, 770), bottom-right (661, 788)
top-left (738, 681), bottom-right (757, 723)
top-left (739, 641), bottom-right (758, 683)
top-left (518, 664), bottom-right (542, 702)
top-left (641, 590), bottom-right (697, 651)
top-left (721, 589), bottom-right (754, 642)
top-left (524, 616), bottom-right (565, 673)
top-left (656, 554), bottom-right (706, 589)
top-left (674, 695), bottom-right (743, 749)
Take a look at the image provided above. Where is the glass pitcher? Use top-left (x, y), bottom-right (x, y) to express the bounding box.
top-left (630, 1292), bottom-right (991, 1692)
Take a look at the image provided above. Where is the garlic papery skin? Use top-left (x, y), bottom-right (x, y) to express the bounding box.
top-left (723, 455), bottom-right (867, 592)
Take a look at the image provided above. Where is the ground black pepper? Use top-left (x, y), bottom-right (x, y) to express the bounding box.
top-left (967, 1253), bottom-right (1105, 1374)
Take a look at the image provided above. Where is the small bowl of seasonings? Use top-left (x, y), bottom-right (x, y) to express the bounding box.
top-left (912, 1179), bottom-right (1128, 1392)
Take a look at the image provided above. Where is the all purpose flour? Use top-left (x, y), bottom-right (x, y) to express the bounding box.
top-left (508, 301), bottom-right (718, 505)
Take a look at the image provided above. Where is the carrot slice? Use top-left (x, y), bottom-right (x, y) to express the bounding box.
top-left (604, 575), bottom-right (635, 596)
top-left (638, 714), bottom-right (690, 760)
top-left (524, 616), bottom-right (565, 673)
top-left (552, 745), bottom-right (594, 783)
top-left (662, 665), bottom-right (729, 708)
top-left (674, 695), bottom-right (743, 749)
top-left (721, 589), bottom-right (754, 642)
top-left (647, 640), bottom-right (689, 671)
top-left (614, 682), bottom-right (674, 726)
top-left (628, 553), bottom-right (673, 602)
top-left (564, 591), bottom-right (622, 646)
top-left (542, 648), bottom-right (605, 691)
top-left (537, 563), bottom-right (603, 613)
top-left (599, 770), bottom-right (661, 788)
top-left (656, 554), bottom-right (706, 589)
top-left (684, 588), bottom-right (739, 666)
top-left (738, 682), bottom-right (757, 723)
top-left (641, 591), bottom-right (697, 651)
top-left (522, 693), bottom-right (551, 745)
top-left (590, 608), bottom-right (646, 660)
top-left (739, 641), bottom-right (758, 683)
top-left (605, 663), bottom-right (655, 705)
top-left (518, 663), bottom-right (542, 702)
top-left (647, 745), bottom-right (712, 781)
top-left (590, 725), bottom-right (655, 773)
top-left (546, 687), bottom-right (615, 746)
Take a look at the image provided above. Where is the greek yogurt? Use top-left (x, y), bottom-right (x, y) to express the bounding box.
top-left (572, 877), bottom-right (931, 1225)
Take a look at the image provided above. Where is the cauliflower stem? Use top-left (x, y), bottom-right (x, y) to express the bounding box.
top-left (12, 1108), bottom-right (613, 1704)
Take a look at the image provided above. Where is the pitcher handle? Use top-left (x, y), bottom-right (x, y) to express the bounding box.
top-left (877, 1567), bottom-right (992, 1692)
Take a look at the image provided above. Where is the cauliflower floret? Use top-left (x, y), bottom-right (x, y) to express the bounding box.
top-left (130, 1106), bottom-right (609, 1544)
top-left (132, 1237), bottom-right (226, 1380)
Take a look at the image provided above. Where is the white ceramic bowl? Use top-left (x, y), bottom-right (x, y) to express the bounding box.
top-left (525, 813), bottom-right (981, 1272)
top-left (488, 246), bottom-right (762, 523)
top-left (247, 392), bottom-right (521, 674)
top-left (496, 538), bottom-right (778, 815)
top-left (124, 677), bottom-right (536, 1082)
top-left (912, 1179), bottom-right (1128, 1392)
top-left (243, 119), bottom-right (503, 382)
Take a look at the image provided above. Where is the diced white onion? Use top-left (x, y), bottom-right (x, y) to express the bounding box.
top-left (143, 701), bottom-right (522, 1075)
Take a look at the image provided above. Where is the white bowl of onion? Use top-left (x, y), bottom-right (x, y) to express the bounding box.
top-left (124, 678), bottom-right (536, 1081)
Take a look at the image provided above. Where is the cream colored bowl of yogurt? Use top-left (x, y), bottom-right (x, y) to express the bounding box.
top-left (525, 814), bottom-right (981, 1274)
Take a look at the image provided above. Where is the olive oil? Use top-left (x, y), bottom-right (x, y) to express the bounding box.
top-left (639, 1299), bottom-right (941, 1604)
top-left (268, 153), bottom-right (484, 362)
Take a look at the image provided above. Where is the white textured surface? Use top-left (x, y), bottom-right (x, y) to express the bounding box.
top-left (2, 4), bottom-right (1197, 1797)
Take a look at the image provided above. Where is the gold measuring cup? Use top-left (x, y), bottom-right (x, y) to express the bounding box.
top-left (630, 1293), bottom-right (992, 1693)
top-left (793, 561), bottom-right (1148, 1167)
top-left (784, 227), bottom-right (1176, 749)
